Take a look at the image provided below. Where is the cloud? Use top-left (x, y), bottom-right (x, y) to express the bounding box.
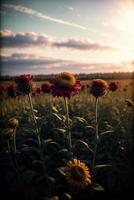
top-left (53, 39), bottom-right (115, 50)
top-left (1, 53), bottom-right (132, 75)
top-left (0, 30), bottom-right (51, 48)
top-left (2, 3), bottom-right (95, 32)
top-left (0, 29), bottom-right (115, 51)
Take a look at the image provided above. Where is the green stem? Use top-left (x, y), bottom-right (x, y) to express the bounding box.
top-left (64, 97), bottom-right (72, 151)
top-left (13, 128), bottom-right (17, 153)
top-left (28, 93), bottom-right (48, 179)
top-left (28, 93), bottom-right (41, 147)
top-left (92, 97), bottom-right (99, 169)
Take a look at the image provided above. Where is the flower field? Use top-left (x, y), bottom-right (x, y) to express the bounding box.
top-left (0, 74), bottom-right (134, 200)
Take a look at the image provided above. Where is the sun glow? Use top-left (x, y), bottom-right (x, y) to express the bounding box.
top-left (119, 9), bottom-right (134, 33)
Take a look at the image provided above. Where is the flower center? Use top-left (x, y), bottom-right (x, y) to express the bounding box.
top-left (71, 166), bottom-right (85, 181)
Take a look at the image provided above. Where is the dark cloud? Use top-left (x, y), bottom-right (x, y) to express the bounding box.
top-left (0, 30), bottom-right (51, 48)
top-left (53, 39), bottom-right (115, 50)
top-left (0, 29), bottom-right (115, 51)
top-left (1, 53), bottom-right (132, 75)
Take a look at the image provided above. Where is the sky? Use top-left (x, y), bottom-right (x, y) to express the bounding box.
top-left (0, 0), bottom-right (134, 75)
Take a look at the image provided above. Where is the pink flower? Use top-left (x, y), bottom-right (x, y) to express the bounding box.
top-left (109, 81), bottom-right (119, 92)
top-left (7, 85), bottom-right (15, 98)
top-left (90, 79), bottom-right (108, 98)
top-left (15, 74), bottom-right (33, 94)
top-left (50, 72), bottom-right (81, 98)
top-left (41, 83), bottom-right (52, 93)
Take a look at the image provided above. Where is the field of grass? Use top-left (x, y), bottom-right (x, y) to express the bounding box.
top-left (0, 79), bottom-right (134, 200)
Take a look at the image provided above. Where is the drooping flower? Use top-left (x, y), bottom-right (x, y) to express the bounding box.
top-left (65, 158), bottom-right (91, 189)
top-left (7, 85), bottom-right (15, 98)
top-left (109, 81), bottom-right (119, 92)
top-left (90, 79), bottom-right (108, 98)
top-left (41, 83), bottom-right (52, 93)
top-left (50, 72), bottom-right (81, 98)
top-left (15, 74), bottom-right (33, 94)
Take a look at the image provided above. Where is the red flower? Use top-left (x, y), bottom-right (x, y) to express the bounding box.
top-left (81, 85), bottom-right (86, 91)
top-left (41, 83), bottom-right (52, 93)
top-left (36, 87), bottom-right (41, 94)
top-left (90, 79), bottom-right (108, 98)
top-left (50, 72), bottom-right (81, 98)
top-left (109, 81), bottom-right (119, 92)
top-left (15, 74), bottom-right (33, 83)
top-left (7, 85), bottom-right (15, 98)
top-left (15, 74), bottom-right (33, 94)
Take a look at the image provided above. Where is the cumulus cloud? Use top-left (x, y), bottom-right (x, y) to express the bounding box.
top-left (0, 30), bottom-right (51, 48)
top-left (0, 29), bottom-right (115, 51)
top-left (53, 39), bottom-right (115, 50)
top-left (1, 53), bottom-right (132, 75)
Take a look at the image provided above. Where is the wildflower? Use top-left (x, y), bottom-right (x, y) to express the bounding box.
top-left (7, 85), bottom-right (15, 98)
top-left (51, 72), bottom-right (81, 98)
top-left (36, 87), bottom-right (41, 95)
top-left (81, 84), bottom-right (86, 91)
top-left (8, 118), bottom-right (19, 128)
top-left (15, 74), bottom-right (33, 94)
top-left (109, 81), bottom-right (119, 92)
top-left (65, 158), bottom-right (91, 189)
top-left (41, 83), bottom-right (52, 93)
top-left (125, 99), bottom-right (134, 107)
top-left (90, 79), bottom-right (108, 98)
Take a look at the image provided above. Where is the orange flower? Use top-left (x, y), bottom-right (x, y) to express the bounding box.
top-left (65, 158), bottom-right (91, 189)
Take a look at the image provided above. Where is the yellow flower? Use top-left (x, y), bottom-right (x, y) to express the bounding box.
top-left (56, 72), bottom-right (76, 88)
top-left (65, 158), bottom-right (91, 189)
top-left (8, 118), bottom-right (19, 128)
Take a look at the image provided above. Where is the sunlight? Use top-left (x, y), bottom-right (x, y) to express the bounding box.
top-left (119, 9), bottom-right (134, 33)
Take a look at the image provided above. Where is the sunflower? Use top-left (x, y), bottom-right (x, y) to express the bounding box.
top-left (56, 72), bottom-right (76, 88)
top-left (50, 72), bottom-right (81, 98)
top-left (65, 158), bottom-right (91, 189)
top-left (90, 79), bottom-right (108, 98)
top-left (15, 74), bottom-right (33, 94)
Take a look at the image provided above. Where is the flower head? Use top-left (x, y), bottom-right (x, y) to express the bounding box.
top-left (41, 83), bottom-right (52, 93)
top-left (50, 72), bottom-right (81, 98)
top-left (90, 79), bottom-right (108, 98)
top-left (8, 118), bottom-right (19, 128)
top-left (15, 74), bottom-right (33, 94)
top-left (36, 87), bottom-right (41, 95)
top-left (65, 158), bottom-right (91, 189)
top-left (109, 81), bottom-right (119, 92)
top-left (7, 85), bottom-right (15, 98)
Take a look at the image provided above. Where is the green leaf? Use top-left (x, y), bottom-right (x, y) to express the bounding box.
top-left (52, 106), bottom-right (58, 113)
top-left (75, 117), bottom-right (87, 123)
top-left (56, 167), bottom-right (65, 176)
top-left (100, 130), bottom-right (114, 136)
top-left (94, 164), bottom-right (112, 169)
top-left (53, 128), bottom-right (66, 134)
top-left (86, 125), bottom-right (95, 130)
top-left (33, 109), bottom-right (38, 113)
top-left (22, 170), bottom-right (37, 184)
top-left (92, 183), bottom-right (104, 192)
top-left (52, 113), bottom-right (62, 121)
top-left (73, 140), bottom-right (94, 153)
